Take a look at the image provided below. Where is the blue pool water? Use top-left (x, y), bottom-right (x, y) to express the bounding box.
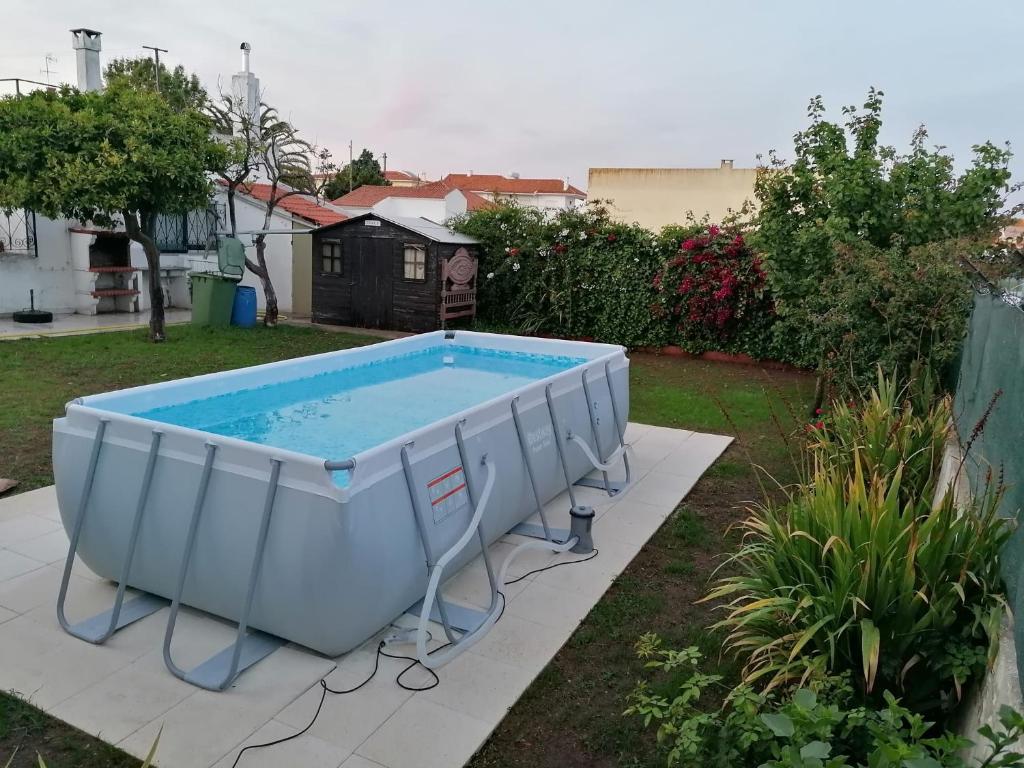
top-left (131, 345), bottom-right (584, 465)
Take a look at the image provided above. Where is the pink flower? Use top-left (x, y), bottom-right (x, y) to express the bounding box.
top-left (606, 233), bottom-right (617, 243)
top-left (508, 247), bottom-right (520, 257)
top-left (708, 225), bottom-right (720, 237)
top-left (681, 238), bottom-right (697, 251)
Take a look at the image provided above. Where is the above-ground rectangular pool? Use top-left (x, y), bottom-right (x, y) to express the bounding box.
top-left (53, 331), bottom-right (629, 685)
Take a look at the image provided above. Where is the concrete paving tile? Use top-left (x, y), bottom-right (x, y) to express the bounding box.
top-left (340, 756), bottom-right (387, 768)
top-left (0, 548), bottom-right (46, 582)
top-left (625, 470), bottom-right (700, 508)
top-left (358, 697), bottom-right (493, 768)
top-left (7, 528), bottom-right (70, 564)
top-left (469, 612), bottom-right (567, 669)
top-left (504, 580), bottom-right (595, 633)
top-left (118, 690), bottom-right (269, 768)
top-left (275, 664), bottom-right (413, 754)
top-left (0, 615), bottom-right (133, 709)
top-left (49, 661), bottom-right (193, 744)
top-left (214, 718), bottom-right (351, 768)
top-left (597, 499), bottom-right (677, 545)
top-left (420, 648), bottom-right (535, 723)
top-left (0, 513), bottom-right (61, 545)
top-left (0, 485), bottom-right (59, 519)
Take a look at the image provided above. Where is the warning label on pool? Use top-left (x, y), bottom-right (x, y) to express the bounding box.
top-left (428, 466), bottom-right (469, 524)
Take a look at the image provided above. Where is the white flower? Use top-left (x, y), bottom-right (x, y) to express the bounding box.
top-left (512, 262), bottom-right (520, 272)
top-left (486, 272), bottom-right (495, 279)
top-left (579, 231), bottom-right (587, 240)
top-left (634, 257), bottom-right (640, 262)
top-left (504, 246), bottom-right (510, 254)
top-left (559, 228), bottom-right (569, 237)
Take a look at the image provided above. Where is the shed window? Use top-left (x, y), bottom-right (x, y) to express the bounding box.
top-left (321, 241), bottom-right (343, 274)
top-left (403, 245), bottom-right (426, 281)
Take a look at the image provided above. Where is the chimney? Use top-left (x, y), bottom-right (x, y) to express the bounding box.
top-left (467, 169), bottom-right (473, 177)
top-left (563, 177), bottom-right (570, 191)
top-left (510, 171), bottom-right (520, 179)
top-left (720, 159), bottom-right (734, 170)
top-left (70, 28), bottom-right (102, 92)
top-left (231, 42), bottom-right (260, 123)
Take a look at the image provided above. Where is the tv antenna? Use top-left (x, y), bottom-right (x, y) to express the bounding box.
top-left (40, 54), bottom-right (57, 84)
top-left (142, 45), bottom-right (168, 92)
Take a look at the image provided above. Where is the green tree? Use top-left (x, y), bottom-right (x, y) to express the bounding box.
top-left (753, 88), bottom-right (1016, 377)
top-left (207, 93), bottom-right (335, 326)
top-left (104, 56), bottom-right (207, 112)
top-left (0, 86), bottom-right (225, 341)
top-left (324, 148), bottom-right (389, 200)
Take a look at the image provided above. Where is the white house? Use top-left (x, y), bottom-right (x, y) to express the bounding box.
top-left (0, 29), bottom-right (200, 318)
top-left (331, 181), bottom-right (493, 221)
top-left (201, 182), bottom-right (347, 314)
top-left (440, 173), bottom-right (586, 212)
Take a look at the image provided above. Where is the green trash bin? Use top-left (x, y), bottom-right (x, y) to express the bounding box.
top-left (190, 273), bottom-right (237, 327)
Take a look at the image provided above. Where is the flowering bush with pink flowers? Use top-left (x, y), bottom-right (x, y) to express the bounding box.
top-left (651, 225), bottom-right (773, 353)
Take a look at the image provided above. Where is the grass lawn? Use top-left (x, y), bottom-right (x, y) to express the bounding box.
top-left (0, 325), bottom-right (813, 768)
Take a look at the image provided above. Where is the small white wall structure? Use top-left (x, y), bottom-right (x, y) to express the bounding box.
top-left (0, 214), bottom-right (76, 315)
top-left (339, 190), bottom-right (469, 223)
top-left (194, 190), bottom-right (297, 314)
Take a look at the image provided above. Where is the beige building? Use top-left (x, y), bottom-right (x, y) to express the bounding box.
top-left (587, 160), bottom-right (759, 231)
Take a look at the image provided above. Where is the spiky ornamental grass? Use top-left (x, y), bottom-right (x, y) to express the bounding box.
top-left (705, 375), bottom-right (1010, 715)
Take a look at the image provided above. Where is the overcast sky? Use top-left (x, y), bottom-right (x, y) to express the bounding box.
top-left (2, 0), bottom-right (1021, 197)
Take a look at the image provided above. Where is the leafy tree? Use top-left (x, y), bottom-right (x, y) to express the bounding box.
top-left (0, 86), bottom-right (225, 341)
top-left (207, 94), bottom-right (334, 326)
top-left (753, 88), bottom-right (1017, 385)
top-left (104, 56), bottom-right (207, 112)
top-left (324, 148), bottom-right (389, 200)
top-left (755, 88), bottom-right (1014, 309)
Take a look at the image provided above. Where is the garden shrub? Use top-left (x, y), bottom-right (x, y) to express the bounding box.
top-left (450, 201), bottom-right (668, 347)
top-left (753, 88), bottom-right (1014, 380)
top-left (706, 377), bottom-right (1010, 712)
top-left (625, 641), bottom-right (1024, 768)
top-left (651, 225), bottom-right (775, 356)
top-left (805, 239), bottom-right (975, 392)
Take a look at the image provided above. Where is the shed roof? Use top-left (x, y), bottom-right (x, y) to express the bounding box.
top-left (317, 213), bottom-right (479, 245)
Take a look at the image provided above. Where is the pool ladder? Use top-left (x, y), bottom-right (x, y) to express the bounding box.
top-left (400, 360), bottom-right (631, 668)
top-left (57, 421), bottom-right (286, 691)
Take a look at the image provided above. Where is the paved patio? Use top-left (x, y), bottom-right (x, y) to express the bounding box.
top-left (0, 309), bottom-right (191, 340)
top-left (0, 424), bottom-right (731, 768)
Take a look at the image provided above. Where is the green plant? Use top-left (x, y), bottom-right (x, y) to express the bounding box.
top-left (651, 225), bottom-right (773, 354)
top-left (625, 640), bottom-right (1024, 767)
top-left (808, 369), bottom-right (951, 505)
top-left (451, 200), bottom-right (669, 347)
top-left (706, 452), bottom-right (1008, 710)
top-left (805, 239), bottom-right (974, 393)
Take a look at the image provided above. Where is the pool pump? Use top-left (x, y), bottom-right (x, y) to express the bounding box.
top-left (569, 505), bottom-right (595, 554)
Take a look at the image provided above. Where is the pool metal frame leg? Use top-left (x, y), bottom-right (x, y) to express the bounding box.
top-left (163, 446), bottom-right (285, 691)
top-left (403, 421), bottom-right (501, 638)
top-left (508, 395), bottom-right (572, 545)
top-left (572, 363), bottom-right (631, 496)
top-left (57, 420), bottom-right (168, 644)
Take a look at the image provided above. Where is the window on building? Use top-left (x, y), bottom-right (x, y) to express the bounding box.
top-left (403, 244), bottom-right (426, 281)
top-left (321, 241), bottom-right (343, 274)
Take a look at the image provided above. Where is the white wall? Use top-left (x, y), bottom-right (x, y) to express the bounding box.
top-left (194, 191), bottom-right (295, 313)
top-left (339, 191), bottom-right (468, 223)
top-left (474, 190), bottom-right (583, 212)
top-left (0, 215), bottom-right (76, 315)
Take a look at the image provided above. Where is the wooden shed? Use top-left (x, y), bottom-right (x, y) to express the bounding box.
top-left (311, 213), bottom-right (481, 333)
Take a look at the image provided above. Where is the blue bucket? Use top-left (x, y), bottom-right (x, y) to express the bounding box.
top-left (230, 285), bottom-right (258, 328)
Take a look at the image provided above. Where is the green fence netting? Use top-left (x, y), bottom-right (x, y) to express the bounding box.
top-left (953, 283), bottom-right (1024, 688)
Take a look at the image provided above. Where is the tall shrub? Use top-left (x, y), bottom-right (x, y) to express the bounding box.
top-left (754, 88), bottom-right (1015, 372)
top-left (651, 225), bottom-right (774, 356)
top-left (450, 202), bottom-right (667, 347)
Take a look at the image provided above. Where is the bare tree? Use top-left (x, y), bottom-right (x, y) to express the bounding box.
top-left (207, 95), bottom-right (335, 325)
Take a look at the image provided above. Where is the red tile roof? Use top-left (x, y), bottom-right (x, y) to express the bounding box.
top-left (442, 173), bottom-right (585, 197)
top-left (384, 170), bottom-right (423, 182)
top-left (228, 182), bottom-right (348, 226)
top-left (332, 181), bottom-right (494, 211)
